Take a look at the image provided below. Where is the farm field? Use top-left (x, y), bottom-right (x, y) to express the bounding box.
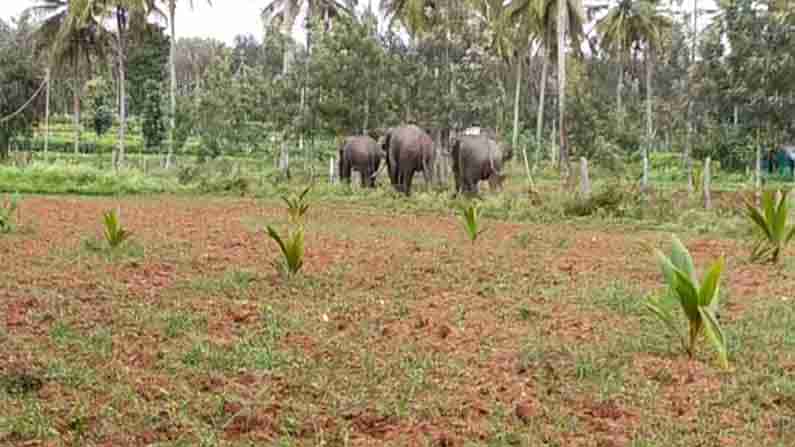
top-left (2, 193), bottom-right (795, 446)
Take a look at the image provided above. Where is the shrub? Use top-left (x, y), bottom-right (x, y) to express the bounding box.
top-left (645, 235), bottom-right (729, 369)
top-left (745, 189), bottom-right (795, 264)
top-left (563, 181), bottom-right (632, 217)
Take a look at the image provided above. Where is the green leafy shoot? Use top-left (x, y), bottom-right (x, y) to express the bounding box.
top-left (460, 202), bottom-right (485, 243)
top-left (0, 194), bottom-right (19, 234)
top-left (744, 189), bottom-right (795, 264)
top-left (266, 225), bottom-right (304, 276)
top-left (102, 208), bottom-right (132, 249)
top-left (645, 235), bottom-right (729, 369)
top-left (281, 185), bottom-right (312, 225)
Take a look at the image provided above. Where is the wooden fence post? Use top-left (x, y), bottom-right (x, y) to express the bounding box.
top-left (703, 157), bottom-right (711, 209)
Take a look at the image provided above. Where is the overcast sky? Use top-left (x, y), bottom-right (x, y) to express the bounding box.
top-left (1, 0), bottom-right (287, 45)
top-left (2, 0), bottom-right (716, 47)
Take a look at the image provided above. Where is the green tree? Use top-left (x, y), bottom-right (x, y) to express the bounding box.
top-left (508, 0), bottom-right (586, 172)
top-left (69, 0), bottom-right (162, 169)
top-left (28, 0), bottom-right (111, 153)
top-left (596, 0), bottom-right (671, 187)
top-left (83, 77), bottom-right (113, 137)
top-left (127, 19), bottom-right (169, 116)
top-left (160, 0), bottom-right (212, 169)
top-left (0, 16), bottom-right (43, 159)
top-left (141, 79), bottom-right (166, 151)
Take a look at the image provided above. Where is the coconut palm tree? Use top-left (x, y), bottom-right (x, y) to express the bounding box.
top-left (70, 0), bottom-right (162, 169)
top-left (28, 0), bottom-right (110, 154)
top-left (380, 0), bottom-right (440, 37)
top-left (262, 0), bottom-right (355, 53)
top-left (508, 0), bottom-right (585, 172)
top-left (161, 0), bottom-right (212, 169)
top-left (596, 0), bottom-right (671, 188)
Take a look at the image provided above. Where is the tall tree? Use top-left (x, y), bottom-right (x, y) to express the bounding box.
top-left (509, 0), bottom-right (585, 171)
top-left (28, 0), bottom-right (110, 153)
top-left (0, 15), bottom-right (43, 159)
top-left (596, 0), bottom-right (671, 187)
top-left (161, 0), bottom-right (211, 169)
top-left (71, 0), bottom-right (161, 168)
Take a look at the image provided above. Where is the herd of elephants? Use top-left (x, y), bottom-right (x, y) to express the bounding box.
top-left (337, 124), bottom-right (514, 195)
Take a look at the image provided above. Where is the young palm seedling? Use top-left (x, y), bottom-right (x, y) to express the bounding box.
top-left (0, 194), bottom-right (19, 233)
top-left (460, 202), bottom-right (485, 243)
top-left (281, 185), bottom-right (312, 225)
top-left (744, 189), bottom-right (795, 264)
top-left (266, 225), bottom-right (304, 276)
top-left (102, 208), bottom-right (133, 249)
top-left (645, 235), bottom-right (729, 369)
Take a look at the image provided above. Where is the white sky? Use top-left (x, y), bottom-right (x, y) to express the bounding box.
top-left (1, 0), bottom-right (289, 45)
top-left (2, 0), bottom-right (717, 47)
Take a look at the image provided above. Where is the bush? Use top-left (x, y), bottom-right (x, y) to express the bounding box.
top-left (563, 181), bottom-right (634, 217)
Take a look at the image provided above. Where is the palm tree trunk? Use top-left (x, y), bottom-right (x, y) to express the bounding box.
top-left (512, 55), bottom-right (532, 188)
top-left (685, 0), bottom-right (699, 192)
top-left (512, 57), bottom-right (522, 150)
top-left (617, 53), bottom-right (624, 127)
top-left (166, 0), bottom-right (177, 169)
top-left (115, 8), bottom-right (127, 170)
top-left (73, 46), bottom-right (82, 154)
top-left (534, 43), bottom-right (548, 169)
top-left (557, 0), bottom-right (569, 175)
top-left (643, 46), bottom-right (654, 190)
top-left (44, 68), bottom-right (50, 156)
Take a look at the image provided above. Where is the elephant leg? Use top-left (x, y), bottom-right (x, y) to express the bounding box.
top-left (341, 160), bottom-right (352, 184)
top-left (404, 170), bottom-right (415, 196)
top-left (389, 163), bottom-right (399, 187)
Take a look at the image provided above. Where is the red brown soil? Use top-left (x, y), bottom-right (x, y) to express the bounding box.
top-left (1, 195), bottom-right (793, 446)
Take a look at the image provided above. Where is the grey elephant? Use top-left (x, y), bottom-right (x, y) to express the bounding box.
top-left (451, 134), bottom-right (513, 195)
top-left (338, 136), bottom-right (382, 188)
top-left (372, 125), bottom-right (434, 195)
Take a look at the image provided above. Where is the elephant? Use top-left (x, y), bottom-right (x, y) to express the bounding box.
top-left (338, 136), bottom-right (382, 188)
top-left (372, 125), bottom-right (435, 195)
top-left (450, 134), bottom-right (513, 195)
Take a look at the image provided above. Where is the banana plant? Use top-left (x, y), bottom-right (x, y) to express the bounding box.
top-left (460, 202), bottom-right (485, 243)
top-left (645, 235), bottom-right (729, 369)
top-left (281, 185), bottom-right (312, 226)
top-left (744, 189), bottom-right (795, 264)
top-left (102, 208), bottom-right (132, 249)
top-left (266, 225), bottom-right (304, 276)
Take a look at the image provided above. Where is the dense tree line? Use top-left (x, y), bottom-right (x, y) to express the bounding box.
top-left (0, 0), bottom-right (793, 181)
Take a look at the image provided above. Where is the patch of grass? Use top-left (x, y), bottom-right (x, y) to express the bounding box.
top-left (178, 269), bottom-right (257, 297)
top-left (43, 360), bottom-right (98, 389)
top-left (0, 372), bottom-right (44, 397)
top-left (591, 281), bottom-right (645, 315)
top-left (163, 311), bottom-right (208, 339)
top-left (81, 235), bottom-right (145, 260)
top-left (0, 399), bottom-right (57, 442)
top-left (0, 162), bottom-right (183, 195)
